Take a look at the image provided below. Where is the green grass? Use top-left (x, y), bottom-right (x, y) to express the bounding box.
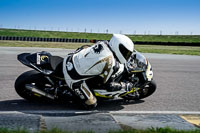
top-left (129, 35), bottom-right (200, 43)
top-left (135, 44), bottom-right (200, 55)
top-left (0, 40), bottom-right (200, 56)
top-left (0, 29), bottom-right (200, 43)
top-left (0, 127), bottom-right (200, 133)
top-left (0, 40), bottom-right (89, 49)
top-left (0, 29), bottom-right (112, 40)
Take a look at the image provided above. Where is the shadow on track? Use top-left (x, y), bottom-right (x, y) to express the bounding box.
top-left (0, 99), bottom-right (145, 112)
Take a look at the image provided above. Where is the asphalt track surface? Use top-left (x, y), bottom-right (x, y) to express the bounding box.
top-left (0, 47), bottom-right (200, 112)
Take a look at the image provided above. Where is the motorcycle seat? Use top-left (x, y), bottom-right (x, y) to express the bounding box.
top-left (50, 56), bottom-right (64, 77)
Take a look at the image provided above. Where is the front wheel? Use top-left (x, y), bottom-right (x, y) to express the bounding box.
top-left (137, 80), bottom-right (157, 99)
top-left (123, 80), bottom-right (157, 100)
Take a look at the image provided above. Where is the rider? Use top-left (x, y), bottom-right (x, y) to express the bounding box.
top-left (63, 34), bottom-right (135, 108)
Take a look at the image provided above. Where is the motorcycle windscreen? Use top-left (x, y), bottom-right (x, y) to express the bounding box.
top-left (135, 52), bottom-right (147, 69)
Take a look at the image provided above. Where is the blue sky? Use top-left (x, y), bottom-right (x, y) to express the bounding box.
top-left (0, 0), bottom-right (200, 35)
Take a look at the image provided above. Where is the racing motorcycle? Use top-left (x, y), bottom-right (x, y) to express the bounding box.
top-left (15, 47), bottom-right (156, 107)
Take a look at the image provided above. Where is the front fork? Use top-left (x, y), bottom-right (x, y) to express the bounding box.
top-left (120, 62), bottom-right (154, 99)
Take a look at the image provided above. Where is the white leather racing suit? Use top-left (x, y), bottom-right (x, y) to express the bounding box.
top-left (63, 41), bottom-right (117, 107)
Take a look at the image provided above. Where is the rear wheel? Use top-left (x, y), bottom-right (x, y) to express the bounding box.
top-left (15, 70), bottom-right (53, 101)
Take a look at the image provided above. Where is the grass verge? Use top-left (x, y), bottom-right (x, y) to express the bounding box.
top-left (0, 40), bottom-right (88, 49)
top-left (0, 127), bottom-right (200, 133)
top-left (1, 29), bottom-right (200, 43)
top-left (0, 40), bottom-right (200, 56)
top-left (135, 44), bottom-right (200, 55)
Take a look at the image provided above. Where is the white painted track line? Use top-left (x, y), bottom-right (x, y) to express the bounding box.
top-left (1, 110), bottom-right (200, 115)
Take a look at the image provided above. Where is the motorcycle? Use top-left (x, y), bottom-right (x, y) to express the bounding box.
top-left (15, 47), bottom-right (156, 108)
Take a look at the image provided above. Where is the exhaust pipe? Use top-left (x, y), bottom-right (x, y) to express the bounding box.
top-left (25, 84), bottom-right (54, 99)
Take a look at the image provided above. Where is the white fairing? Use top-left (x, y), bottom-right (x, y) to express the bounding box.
top-left (146, 62), bottom-right (153, 81)
top-left (63, 41), bottom-right (116, 88)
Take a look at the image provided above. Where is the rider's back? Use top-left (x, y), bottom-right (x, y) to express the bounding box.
top-left (72, 41), bottom-right (115, 82)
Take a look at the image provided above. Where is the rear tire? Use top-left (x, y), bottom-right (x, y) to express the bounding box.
top-left (15, 70), bottom-right (52, 101)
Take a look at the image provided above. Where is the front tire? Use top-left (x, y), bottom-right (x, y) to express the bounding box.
top-left (123, 80), bottom-right (157, 100)
top-left (138, 80), bottom-right (157, 99)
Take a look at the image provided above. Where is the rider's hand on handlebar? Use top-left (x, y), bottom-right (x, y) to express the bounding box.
top-left (125, 60), bottom-right (137, 73)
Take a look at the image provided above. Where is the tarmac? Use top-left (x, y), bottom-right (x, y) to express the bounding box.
top-left (0, 47), bottom-right (200, 132)
top-left (0, 111), bottom-right (200, 133)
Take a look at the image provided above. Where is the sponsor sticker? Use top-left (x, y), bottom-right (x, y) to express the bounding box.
top-left (37, 53), bottom-right (40, 65)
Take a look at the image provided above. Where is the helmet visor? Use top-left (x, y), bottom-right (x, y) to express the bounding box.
top-left (119, 43), bottom-right (133, 61)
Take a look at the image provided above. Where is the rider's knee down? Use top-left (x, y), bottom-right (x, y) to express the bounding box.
top-left (80, 81), bottom-right (97, 106)
top-left (73, 81), bottom-right (97, 108)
